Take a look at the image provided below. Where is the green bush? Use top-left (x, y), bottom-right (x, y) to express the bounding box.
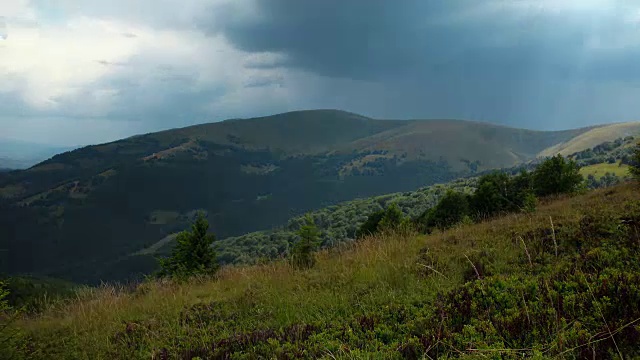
top-left (420, 190), bottom-right (470, 230)
top-left (469, 172), bottom-right (512, 218)
top-left (357, 209), bottom-right (385, 238)
top-left (470, 170), bottom-right (535, 218)
top-left (357, 203), bottom-right (408, 237)
top-left (378, 204), bottom-right (405, 231)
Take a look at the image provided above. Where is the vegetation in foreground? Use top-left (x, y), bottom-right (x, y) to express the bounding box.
top-left (3, 182), bottom-right (640, 359)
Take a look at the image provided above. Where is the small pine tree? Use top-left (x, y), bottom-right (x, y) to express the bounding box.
top-left (158, 212), bottom-right (219, 278)
top-left (290, 215), bottom-right (321, 269)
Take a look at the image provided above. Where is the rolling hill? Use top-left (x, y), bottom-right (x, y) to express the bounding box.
top-left (538, 121), bottom-right (640, 157)
top-left (0, 109), bottom-right (638, 283)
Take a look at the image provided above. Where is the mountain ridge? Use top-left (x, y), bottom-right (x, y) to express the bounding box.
top-left (1, 109), bottom-right (640, 283)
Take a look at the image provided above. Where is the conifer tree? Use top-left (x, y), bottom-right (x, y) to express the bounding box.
top-left (290, 215), bottom-right (321, 269)
top-left (158, 212), bottom-right (219, 278)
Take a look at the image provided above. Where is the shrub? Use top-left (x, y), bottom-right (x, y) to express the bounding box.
top-left (468, 170), bottom-right (536, 220)
top-left (377, 204), bottom-right (405, 231)
top-left (420, 190), bottom-right (470, 230)
top-left (357, 210), bottom-right (385, 238)
top-left (470, 172), bottom-right (512, 218)
top-left (158, 213), bottom-right (219, 278)
top-left (357, 204), bottom-right (407, 237)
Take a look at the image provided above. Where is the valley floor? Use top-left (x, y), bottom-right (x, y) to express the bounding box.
top-left (5, 183), bottom-right (640, 359)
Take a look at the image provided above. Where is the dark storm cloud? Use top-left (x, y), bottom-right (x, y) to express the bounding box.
top-left (201, 1), bottom-right (582, 80)
top-left (6, 0), bottom-right (640, 146)
top-left (202, 1), bottom-right (474, 80)
top-left (196, 0), bottom-right (640, 128)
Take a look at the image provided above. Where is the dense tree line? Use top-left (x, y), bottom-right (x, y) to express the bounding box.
top-left (570, 136), bottom-right (636, 166)
top-left (214, 178), bottom-right (476, 265)
top-left (361, 155), bottom-right (583, 235)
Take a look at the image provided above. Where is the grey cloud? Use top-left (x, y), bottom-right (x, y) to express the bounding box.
top-left (204, 1), bottom-right (640, 83)
top-left (96, 60), bottom-right (128, 67)
top-left (0, 17), bottom-right (7, 40)
top-left (204, 0), bottom-right (465, 81)
top-left (243, 74), bottom-right (284, 88)
top-left (0, 91), bottom-right (39, 118)
top-left (55, 0), bottom-right (212, 30)
top-left (191, 0), bottom-right (640, 129)
top-left (242, 53), bottom-right (288, 70)
top-left (6, 0), bottom-right (640, 147)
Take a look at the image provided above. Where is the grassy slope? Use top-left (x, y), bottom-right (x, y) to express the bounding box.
top-left (340, 119), bottom-right (588, 171)
top-left (539, 122), bottom-right (640, 158)
top-left (9, 183), bottom-right (640, 359)
top-left (580, 161), bottom-right (631, 179)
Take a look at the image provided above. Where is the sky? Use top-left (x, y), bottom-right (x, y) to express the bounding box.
top-left (2, 0), bottom-right (640, 146)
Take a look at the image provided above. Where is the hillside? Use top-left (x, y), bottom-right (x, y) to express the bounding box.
top-left (538, 122), bottom-right (640, 157)
top-left (339, 119), bottom-right (590, 171)
top-left (138, 135), bottom-right (637, 268)
top-left (5, 183), bottom-right (640, 359)
top-left (0, 110), bottom-right (636, 283)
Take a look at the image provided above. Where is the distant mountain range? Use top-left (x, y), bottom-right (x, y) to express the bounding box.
top-left (1, 109), bottom-right (639, 283)
top-left (0, 138), bottom-right (79, 170)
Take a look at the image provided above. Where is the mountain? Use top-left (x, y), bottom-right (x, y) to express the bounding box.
top-left (8, 183), bottom-right (640, 358)
top-left (0, 110), bottom-right (638, 283)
